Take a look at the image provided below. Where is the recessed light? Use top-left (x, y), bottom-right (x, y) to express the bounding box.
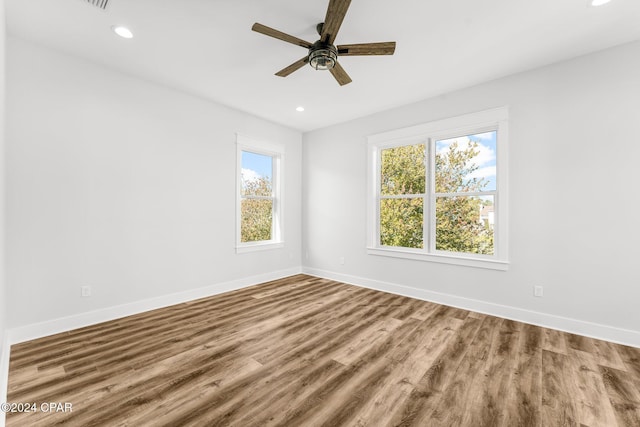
top-left (112, 26), bottom-right (133, 39)
top-left (591, 0), bottom-right (611, 6)
top-left (296, 106), bottom-right (305, 112)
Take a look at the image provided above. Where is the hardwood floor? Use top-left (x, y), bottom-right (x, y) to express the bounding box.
top-left (5, 274), bottom-right (640, 426)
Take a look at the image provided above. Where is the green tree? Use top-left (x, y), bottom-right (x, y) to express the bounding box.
top-left (380, 144), bottom-right (425, 248)
top-left (379, 141), bottom-right (494, 254)
top-left (380, 198), bottom-right (424, 248)
top-left (241, 177), bottom-right (273, 242)
top-left (435, 140), bottom-right (494, 255)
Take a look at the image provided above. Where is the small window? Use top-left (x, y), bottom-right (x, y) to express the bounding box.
top-left (367, 108), bottom-right (508, 270)
top-left (236, 135), bottom-right (283, 253)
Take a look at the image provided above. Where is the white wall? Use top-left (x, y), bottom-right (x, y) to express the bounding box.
top-left (3, 31), bottom-right (639, 350)
top-left (5, 37), bottom-right (302, 329)
top-left (303, 40), bottom-right (640, 345)
top-left (0, 0), bottom-right (8, 417)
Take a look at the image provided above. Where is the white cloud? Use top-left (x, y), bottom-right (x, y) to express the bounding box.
top-left (474, 132), bottom-right (496, 141)
top-left (468, 165), bottom-right (496, 179)
top-left (241, 168), bottom-right (260, 183)
top-left (436, 136), bottom-right (496, 168)
top-left (474, 144), bottom-right (496, 168)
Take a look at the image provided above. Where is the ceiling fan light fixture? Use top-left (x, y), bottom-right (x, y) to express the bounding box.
top-left (309, 45), bottom-right (338, 71)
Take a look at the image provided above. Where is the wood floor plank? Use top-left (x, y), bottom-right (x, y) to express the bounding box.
top-left (150, 295), bottom-right (418, 426)
top-left (268, 311), bottom-right (425, 425)
top-left (99, 357), bottom-right (265, 427)
top-left (416, 315), bottom-right (504, 426)
top-left (543, 327), bottom-right (569, 355)
top-left (588, 337), bottom-right (627, 371)
top-left (599, 365), bottom-right (640, 426)
top-left (348, 314), bottom-right (463, 426)
top-left (6, 274), bottom-right (640, 427)
top-left (10, 287), bottom-right (341, 403)
top-left (67, 280), bottom-right (342, 373)
top-left (616, 344), bottom-right (640, 378)
top-left (9, 276), bottom-right (332, 372)
top-left (449, 318), bottom-right (522, 427)
top-left (390, 296), bottom-right (426, 321)
top-left (227, 359), bottom-right (349, 426)
top-left (502, 323), bottom-right (543, 427)
top-left (8, 275), bottom-right (305, 360)
top-left (387, 315), bottom-right (484, 426)
top-left (467, 310), bottom-right (485, 320)
top-left (407, 300), bottom-right (439, 320)
top-left (542, 349), bottom-right (581, 427)
top-left (331, 317), bottom-right (404, 366)
top-left (251, 289), bottom-right (399, 366)
top-left (172, 317), bottom-right (421, 427)
top-left (385, 305), bottom-right (456, 364)
top-left (6, 365), bottom-right (66, 395)
top-left (567, 333), bottom-right (596, 354)
top-left (568, 348), bottom-right (619, 427)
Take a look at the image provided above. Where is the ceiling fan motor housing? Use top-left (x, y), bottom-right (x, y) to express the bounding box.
top-left (308, 41), bottom-right (338, 71)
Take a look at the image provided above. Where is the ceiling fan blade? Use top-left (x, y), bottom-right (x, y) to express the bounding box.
top-left (337, 42), bottom-right (396, 56)
top-left (329, 61), bottom-right (352, 86)
top-left (321, 0), bottom-right (352, 45)
top-left (252, 23), bottom-right (313, 49)
top-left (275, 56), bottom-right (309, 77)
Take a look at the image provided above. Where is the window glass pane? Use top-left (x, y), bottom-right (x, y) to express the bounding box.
top-left (435, 131), bottom-right (497, 193)
top-left (380, 144), bottom-right (426, 195)
top-left (241, 199), bottom-right (273, 242)
top-left (380, 198), bottom-right (423, 248)
top-left (435, 195), bottom-right (494, 255)
top-left (241, 151), bottom-right (273, 196)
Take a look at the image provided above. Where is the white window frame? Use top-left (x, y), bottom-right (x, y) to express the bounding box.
top-left (236, 134), bottom-right (284, 253)
top-left (367, 107), bottom-right (509, 270)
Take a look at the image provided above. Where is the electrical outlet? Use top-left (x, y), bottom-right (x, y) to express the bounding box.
top-left (339, 257), bottom-right (345, 265)
top-left (534, 286), bottom-right (543, 297)
top-left (81, 286), bottom-right (92, 297)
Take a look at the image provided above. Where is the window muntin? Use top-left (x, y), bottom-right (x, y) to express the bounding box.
top-left (377, 132), bottom-right (497, 257)
top-left (368, 108), bottom-right (508, 270)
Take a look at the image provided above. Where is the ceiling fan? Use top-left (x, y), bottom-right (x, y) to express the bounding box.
top-left (251, 0), bottom-right (396, 86)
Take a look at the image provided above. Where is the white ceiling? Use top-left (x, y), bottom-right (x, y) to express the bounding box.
top-left (6, 0), bottom-right (640, 132)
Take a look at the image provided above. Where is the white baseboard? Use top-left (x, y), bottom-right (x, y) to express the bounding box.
top-left (302, 267), bottom-right (640, 348)
top-left (8, 267), bottom-right (302, 345)
top-left (1, 330), bottom-right (9, 427)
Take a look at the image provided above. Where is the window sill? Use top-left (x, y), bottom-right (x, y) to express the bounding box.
top-left (367, 247), bottom-right (509, 271)
top-left (236, 241), bottom-right (284, 254)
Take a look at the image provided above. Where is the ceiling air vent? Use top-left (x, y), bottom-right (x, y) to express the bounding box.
top-left (84, 0), bottom-right (109, 10)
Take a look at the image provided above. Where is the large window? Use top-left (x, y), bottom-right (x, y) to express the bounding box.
top-left (236, 135), bottom-right (283, 253)
top-left (368, 108), bottom-right (508, 270)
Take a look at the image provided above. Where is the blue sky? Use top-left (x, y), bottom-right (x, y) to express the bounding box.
top-left (436, 131), bottom-right (497, 191)
top-left (242, 151), bottom-right (272, 182)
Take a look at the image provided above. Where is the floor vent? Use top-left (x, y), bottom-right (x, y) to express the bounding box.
top-left (84, 0), bottom-right (109, 10)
